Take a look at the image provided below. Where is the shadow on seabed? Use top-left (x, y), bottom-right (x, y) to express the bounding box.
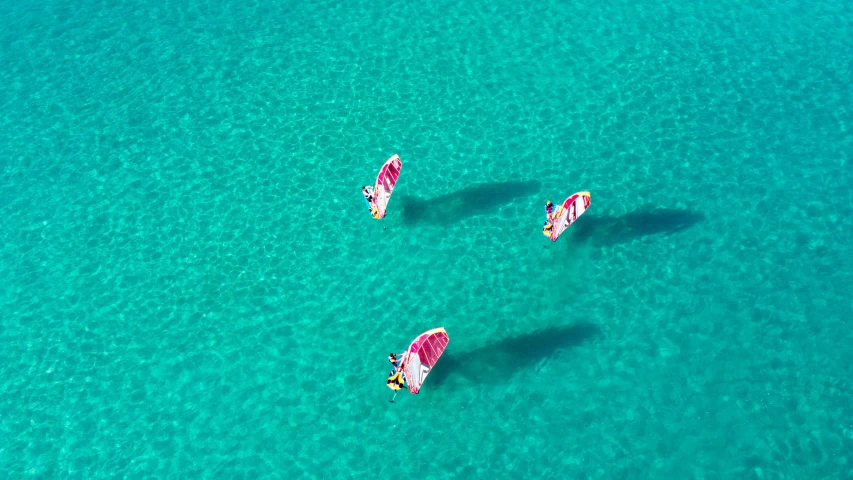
top-left (429, 323), bottom-right (601, 388)
top-left (399, 180), bottom-right (541, 226)
top-left (569, 207), bottom-right (705, 247)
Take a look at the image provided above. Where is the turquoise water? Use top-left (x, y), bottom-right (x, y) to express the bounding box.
top-left (1, 0), bottom-right (852, 477)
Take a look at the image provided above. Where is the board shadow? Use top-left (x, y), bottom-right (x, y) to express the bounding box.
top-left (429, 323), bottom-right (601, 387)
top-left (399, 180), bottom-right (541, 226)
top-left (570, 207), bottom-right (705, 247)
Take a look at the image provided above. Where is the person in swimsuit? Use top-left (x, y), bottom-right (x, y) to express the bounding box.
top-left (543, 201), bottom-right (555, 236)
top-left (387, 352), bottom-right (407, 388)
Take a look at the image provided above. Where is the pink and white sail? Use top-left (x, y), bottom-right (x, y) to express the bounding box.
top-left (373, 154), bottom-right (402, 219)
top-left (402, 327), bottom-right (449, 394)
top-left (550, 191), bottom-right (591, 241)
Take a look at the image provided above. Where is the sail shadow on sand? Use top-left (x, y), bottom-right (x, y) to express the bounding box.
top-left (399, 180), bottom-right (541, 226)
top-left (569, 207), bottom-right (705, 247)
top-left (428, 323), bottom-right (601, 388)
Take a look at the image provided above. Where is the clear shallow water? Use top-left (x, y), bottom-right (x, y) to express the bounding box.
top-left (1, 0), bottom-right (851, 477)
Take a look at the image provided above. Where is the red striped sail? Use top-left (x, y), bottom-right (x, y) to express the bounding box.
top-left (373, 154), bottom-right (402, 219)
top-left (402, 327), bottom-right (449, 394)
top-left (550, 191), bottom-right (591, 241)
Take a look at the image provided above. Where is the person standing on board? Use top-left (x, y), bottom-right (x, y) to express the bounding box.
top-left (363, 186), bottom-right (381, 218)
top-left (387, 352), bottom-right (407, 389)
top-left (388, 352), bottom-right (406, 370)
top-left (543, 201), bottom-right (555, 237)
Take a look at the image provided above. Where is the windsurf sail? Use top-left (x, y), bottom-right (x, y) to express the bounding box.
top-left (372, 154), bottom-right (402, 219)
top-left (549, 192), bottom-right (591, 242)
top-left (401, 327), bottom-right (449, 394)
